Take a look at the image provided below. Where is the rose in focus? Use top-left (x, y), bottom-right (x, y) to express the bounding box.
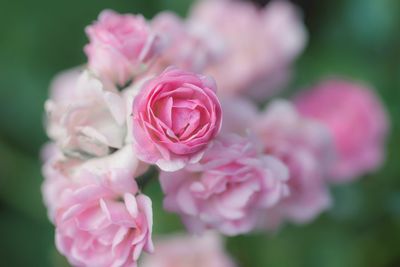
top-left (131, 67), bottom-right (222, 171)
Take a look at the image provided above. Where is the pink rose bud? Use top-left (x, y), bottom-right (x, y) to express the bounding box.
top-left (253, 100), bottom-right (334, 227)
top-left (190, 0), bottom-right (307, 101)
top-left (141, 232), bottom-right (236, 267)
top-left (85, 10), bottom-right (162, 87)
top-left (45, 159), bottom-right (153, 267)
top-left (295, 79), bottom-right (389, 183)
top-left (150, 12), bottom-right (223, 74)
top-left (159, 134), bottom-right (289, 236)
top-left (131, 67), bottom-right (222, 171)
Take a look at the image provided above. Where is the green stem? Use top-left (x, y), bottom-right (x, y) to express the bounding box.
top-left (136, 166), bottom-right (158, 192)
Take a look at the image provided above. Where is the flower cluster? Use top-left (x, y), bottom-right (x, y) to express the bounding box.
top-left (42, 1), bottom-right (389, 266)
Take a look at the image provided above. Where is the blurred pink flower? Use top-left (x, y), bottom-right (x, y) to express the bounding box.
top-left (190, 0), bottom-right (307, 100)
top-left (219, 96), bottom-right (258, 136)
top-left (253, 100), bottom-right (334, 227)
top-left (150, 12), bottom-right (223, 74)
top-left (159, 134), bottom-right (289, 235)
top-left (42, 144), bottom-right (153, 267)
top-left (131, 67), bottom-right (222, 171)
top-left (45, 70), bottom-right (127, 158)
top-left (295, 79), bottom-right (389, 182)
top-left (85, 10), bottom-right (162, 87)
top-left (141, 232), bottom-right (236, 267)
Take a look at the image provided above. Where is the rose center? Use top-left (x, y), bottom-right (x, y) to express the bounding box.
top-left (171, 107), bottom-right (201, 139)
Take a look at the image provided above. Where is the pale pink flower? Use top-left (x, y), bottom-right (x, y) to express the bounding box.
top-left (42, 147), bottom-right (153, 267)
top-left (41, 143), bottom-right (81, 221)
top-left (42, 143), bottom-right (145, 222)
top-left (219, 96), bottom-right (258, 136)
top-left (295, 79), bottom-right (389, 182)
top-left (150, 12), bottom-right (223, 74)
top-left (190, 0), bottom-right (307, 100)
top-left (159, 134), bottom-right (289, 235)
top-left (131, 67), bottom-right (222, 171)
top-left (253, 100), bottom-right (333, 226)
top-left (47, 67), bottom-right (83, 101)
top-left (141, 232), bottom-right (236, 267)
top-left (55, 170), bottom-right (153, 267)
top-left (45, 70), bottom-right (126, 158)
top-left (85, 10), bottom-right (161, 87)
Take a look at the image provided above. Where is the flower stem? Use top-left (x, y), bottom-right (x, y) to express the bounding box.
top-left (136, 166), bottom-right (158, 192)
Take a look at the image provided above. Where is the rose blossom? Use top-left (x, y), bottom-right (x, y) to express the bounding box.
top-left (253, 101), bottom-right (334, 227)
top-left (159, 134), bottom-right (289, 235)
top-left (55, 172), bottom-right (152, 267)
top-left (41, 143), bottom-right (80, 221)
top-left (294, 79), bottom-right (389, 182)
top-left (85, 10), bottom-right (161, 87)
top-left (190, 0), bottom-right (307, 100)
top-left (141, 232), bottom-right (236, 267)
top-left (150, 12), bottom-right (223, 74)
top-left (45, 70), bottom-right (126, 158)
top-left (131, 67), bottom-right (222, 171)
top-left (42, 141), bottom-right (145, 221)
top-left (42, 145), bottom-right (153, 267)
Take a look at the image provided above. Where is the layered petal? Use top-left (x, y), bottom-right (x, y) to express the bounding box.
top-left (85, 9), bottom-right (162, 87)
top-left (132, 67), bottom-right (222, 171)
top-left (159, 134), bottom-right (289, 235)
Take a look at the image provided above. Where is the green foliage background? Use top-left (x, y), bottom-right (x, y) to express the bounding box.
top-left (0, 0), bottom-right (399, 266)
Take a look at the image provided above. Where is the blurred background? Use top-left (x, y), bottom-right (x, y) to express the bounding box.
top-left (0, 0), bottom-right (399, 266)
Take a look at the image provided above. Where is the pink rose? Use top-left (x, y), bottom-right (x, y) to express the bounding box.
top-left (295, 79), bottom-right (389, 182)
top-left (42, 143), bottom-right (145, 222)
top-left (190, 0), bottom-right (307, 101)
top-left (44, 157), bottom-right (153, 267)
top-left (141, 232), bottom-right (236, 267)
top-left (159, 134), bottom-right (289, 235)
top-left (131, 67), bottom-right (222, 171)
top-left (56, 174), bottom-right (152, 267)
top-left (253, 101), bottom-right (334, 227)
top-left (41, 143), bottom-right (81, 221)
top-left (45, 70), bottom-right (127, 158)
top-left (150, 12), bottom-right (223, 74)
top-left (85, 10), bottom-right (161, 87)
